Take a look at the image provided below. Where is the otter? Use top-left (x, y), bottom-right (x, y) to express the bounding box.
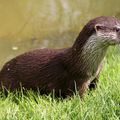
top-left (0, 16), bottom-right (120, 97)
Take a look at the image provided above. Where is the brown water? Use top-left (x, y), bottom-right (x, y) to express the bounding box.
top-left (0, 0), bottom-right (120, 67)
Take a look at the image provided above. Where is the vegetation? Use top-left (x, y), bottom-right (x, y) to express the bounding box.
top-left (0, 47), bottom-right (120, 120)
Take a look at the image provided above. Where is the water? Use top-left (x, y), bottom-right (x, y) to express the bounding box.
top-left (0, 0), bottom-right (120, 67)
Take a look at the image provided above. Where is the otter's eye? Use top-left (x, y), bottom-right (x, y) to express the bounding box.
top-left (113, 27), bottom-right (120, 32)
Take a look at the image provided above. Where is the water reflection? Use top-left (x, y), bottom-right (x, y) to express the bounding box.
top-left (0, 0), bottom-right (120, 67)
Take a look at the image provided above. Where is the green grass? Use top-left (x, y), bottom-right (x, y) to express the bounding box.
top-left (0, 47), bottom-right (120, 120)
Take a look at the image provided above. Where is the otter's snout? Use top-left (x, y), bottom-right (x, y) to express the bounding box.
top-left (95, 24), bottom-right (120, 45)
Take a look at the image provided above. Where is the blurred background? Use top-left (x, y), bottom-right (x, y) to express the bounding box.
top-left (0, 0), bottom-right (120, 67)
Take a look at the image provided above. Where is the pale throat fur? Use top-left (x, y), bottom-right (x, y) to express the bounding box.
top-left (80, 34), bottom-right (108, 79)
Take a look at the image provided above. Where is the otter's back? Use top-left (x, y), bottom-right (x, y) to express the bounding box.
top-left (0, 48), bottom-right (68, 92)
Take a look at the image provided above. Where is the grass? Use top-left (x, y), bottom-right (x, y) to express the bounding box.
top-left (0, 46), bottom-right (120, 120)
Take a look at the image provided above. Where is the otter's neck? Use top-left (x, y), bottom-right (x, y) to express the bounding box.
top-left (69, 34), bottom-right (109, 77)
top-left (80, 34), bottom-right (108, 73)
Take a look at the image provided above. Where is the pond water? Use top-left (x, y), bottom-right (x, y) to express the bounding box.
top-left (0, 0), bottom-right (120, 67)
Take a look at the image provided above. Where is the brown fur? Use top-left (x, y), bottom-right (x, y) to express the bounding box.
top-left (0, 16), bottom-right (120, 97)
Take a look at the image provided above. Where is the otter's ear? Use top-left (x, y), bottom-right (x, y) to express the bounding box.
top-left (94, 24), bottom-right (104, 32)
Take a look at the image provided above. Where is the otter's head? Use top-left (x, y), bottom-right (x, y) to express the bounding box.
top-left (73, 16), bottom-right (120, 50)
top-left (85, 16), bottom-right (120, 45)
